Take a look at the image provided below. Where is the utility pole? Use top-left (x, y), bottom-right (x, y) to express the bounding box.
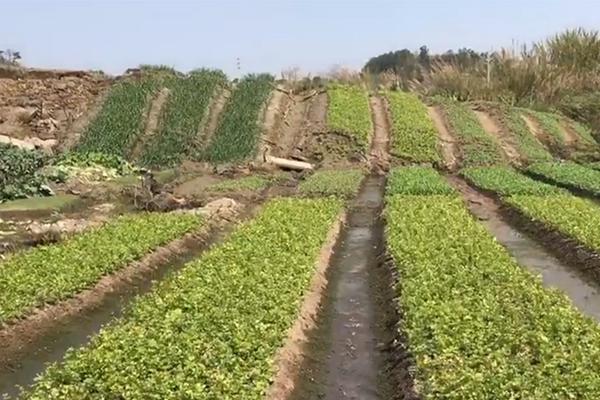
top-left (486, 47), bottom-right (493, 87)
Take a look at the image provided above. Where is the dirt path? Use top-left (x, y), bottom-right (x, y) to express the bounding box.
top-left (276, 92), bottom-right (313, 159)
top-left (473, 110), bottom-right (521, 165)
top-left (258, 87), bottom-right (287, 161)
top-left (290, 175), bottom-right (396, 400)
top-left (368, 95), bottom-right (391, 174)
top-left (448, 176), bottom-right (600, 321)
top-left (59, 89), bottom-right (109, 152)
top-left (521, 114), bottom-right (548, 144)
top-left (428, 106), bottom-right (458, 171)
top-left (130, 87), bottom-right (170, 159)
top-left (560, 120), bottom-right (582, 145)
top-left (199, 86), bottom-right (229, 149)
top-left (0, 205), bottom-right (248, 398)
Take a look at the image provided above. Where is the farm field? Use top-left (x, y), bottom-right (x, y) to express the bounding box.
top-left (3, 65), bottom-right (600, 399)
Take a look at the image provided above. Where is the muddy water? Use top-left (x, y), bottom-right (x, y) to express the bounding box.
top-left (0, 225), bottom-right (233, 398)
top-left (292, 175), bottom-right (391, 400)
top-left (450, 177), bottom-right (600, 321)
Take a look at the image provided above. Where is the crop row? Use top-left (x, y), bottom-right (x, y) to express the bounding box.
top-left (77, 76), bottom-right (161, 158)
top-left (387, 166), bottom-right (455, 195)
top-left (24, 197), bottom-right (342, 399)
top-left (436, 98), bottom-right (505, 166)
top-left (497, 107), bottom-right (553, 163)
top-left (204, 74), bottom-right (274, 163)
top-left (386, 169), bottom-right (600, 398)
top-left (527, 161), bottom-right (600, 195)
top-left (385, 91), bottom-right (441, 163)
top-left (140, 69), bottom-right (227, 167)
top-left (0, 212), bottom-right (202, 324)
top-left (0, 143), bottom-right (48, 201)
top-left (461, 166), bottom-right (564, 196)
top-left (298, 168), bottom-right (364, 197)
top-left (327, 84), bottom-right (372, 149)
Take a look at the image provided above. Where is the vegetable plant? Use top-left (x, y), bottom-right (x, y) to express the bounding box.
top-left (327, 84), bottom-right (372, 149)
top-left (299, 169), bottom-right (364, 197)
top-left (461, 166), bottom-right (564, 196)
top-left (527, 161), bottom-right (600, 195)
top-left (387, 166), bottom-right (455, 195)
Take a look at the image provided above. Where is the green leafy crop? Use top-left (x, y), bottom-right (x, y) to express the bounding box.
top-left (437, 98), bottom-right (505, 166)
top-left (327, 84), bottom-right (372, 149)
top-left (524, 110), bottom-right (566, 147)
top-left (501, 107), bottom-right (553, 163)
top-left (0, 212), bottom-right (202, 324)
top-left (461, 166), bottom-right (564, 196)
top-left (205, 74), bottom-right (274, 163)
top-left (387, 166), bottom-right (455, 195)
top-left (299, 169), bottom-right (364, 197)
top-left (528, 161), bottom-right (600, 195)
top-left (140, 70), bottom-right (227, 167)
top-left (386, 194), bottom-right (600, 399)
top-left (24, 197), bottom-right (342, 399)
top-left (77, 77), bottom-right (161, 157)
top-left (507, 194), bottom-right (600, 252)
top-left (0, 143), bottom-right (49, 202)
top-left (385, 91), bottom-right (441, 163)
top-left (207, 175), bottom-right (271, 192)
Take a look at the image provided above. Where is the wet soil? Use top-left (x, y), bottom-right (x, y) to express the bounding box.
top-left (289, 175), bottom-right (394, 400)
top-left (0, 209), bottom-right (250, 398)
top-left (428, 106), bottom-right (458, 171)
top-left (448, 176), bottom-right (600, 321)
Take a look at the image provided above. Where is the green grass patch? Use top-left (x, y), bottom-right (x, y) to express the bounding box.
top-left (569, 119), bottom-right (598, 145)
top-left (205, 74), bottom-right (273, 163)
top-left (385, 91), bottom-right (441, 163)
top-left (327, 84), bottom-right (372, 149)
top-left (140, 70), bottom-right (227, 167)
top-left (525, 110), bottom-right (566, 147)
top-left (0, 194), bottom-right (79, 212)
top-left (207, 175), bottom-right (271, 192)
top-left (502, 107), bottom-right (553, 163)
top-left (437, 98), bottom-right (505, 166)
top-left (386, 194), bottom-right (600, 398)
top-left (527, 161), bottom-right (600, 195)
top-left (387, 166), bottom-right (455, 195)
top-left (298, 169), bottom-right (364, 197)
top-left (24, 198), bottom-right (342, 399)
top-left (461, 166), bottom-right (564, 196)
top-left (0, 212), bottom-right (202, 324)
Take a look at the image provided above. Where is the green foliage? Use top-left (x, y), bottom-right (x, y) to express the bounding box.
top-left (507, 194), bottom-right (600, 251)
top-left (207, 175), bottom-right (271, 192)
top-left (385, 91), bottom-right (441, 163)
top-left (569, 119), bottom-right (598, 145)
top-left (386, 194), bottom-right (600, 399)
top-left (24, 198), bottom-right (342, 399)
top-left (327, 84), bottom-right (372, 149)
top-left (298, 169), bottom-right (364, 197)
top-left (77, 77), bottom-right (160, 157)
top-left (437, 98), bottom-right (505, 166)
top-left (528, 161), bottom-right (600, 194)
top-left (141, 70), bottom-right (227, 167)
top-left (57, 152), bottom-right (135, 173)
top-left (0, 212), bottom-right (201, 324)
top-left (526, 110), bottom-right (566, 146)
top-left (387, 167), bottom-right (455, 195)
top-left (0, 143), bottom-right (50, 202)
top-left (502, 107), bottom-right (553, 162)
top-left (461, 166), bottom-right (564, 196)
top-left (205, 74), bottom-right (274, 163)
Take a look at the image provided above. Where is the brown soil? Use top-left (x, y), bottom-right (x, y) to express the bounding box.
top-left (368, 95), bottom-right (391, 174)
top-left (0, 73), bottom-right (110, 143)
top-left (199, 86), bottom-right (230, 148)
top-left (266, 212), bottom-right (346, 400)
top-left (520, 114), bottom-right (566, 157)
top-left (559, 119), bottom-right (579, 145)
top-left (428, 106), bottom-right (459, 171)
top-left (473, 109), bottom-right (521, 165)
top-left (274, 92), bottom-right (314, 160)
top-left (258, 87), bottom-right (288, 161)
top-left (0, 212), bottom-right (230, 374)
top-left (130, 87), bottom-right (170, 160)
top-left (59, 90), bottom-right (109, 151)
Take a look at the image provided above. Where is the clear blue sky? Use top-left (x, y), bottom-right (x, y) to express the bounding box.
top-left (2, 0), bottom-right (599, 77)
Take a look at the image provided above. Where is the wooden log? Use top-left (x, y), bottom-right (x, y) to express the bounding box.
top-left (265, 155), bottom-right (313, 171)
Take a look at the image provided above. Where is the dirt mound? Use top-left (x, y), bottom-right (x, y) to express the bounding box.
top-left (0, 71), bottom-right (111, 148)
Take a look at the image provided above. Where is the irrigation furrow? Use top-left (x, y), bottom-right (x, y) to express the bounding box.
top-left (448, 175), bottom-right (600, 321)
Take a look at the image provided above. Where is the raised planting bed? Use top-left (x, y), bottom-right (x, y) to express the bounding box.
top-left (140, 69), bottom-right (227, 167)
top-left (22, 197), bottom-right (342, 399)
top-left (387, 166), bottom-right (455, 195)
top-left (205, 74), bottom-right (273, 163)
top-left (461, 166), bottom-right (565, 196)
top-left (385, 91), bottom-right (441, 163)
top-left (386, 192), bottom-right (600, 398)
top-left (298, 169), bottom-right (364, 197)
top-left (0, 212), bottom-right (202, 324)
top-left (436, 98), bottom-right (505, 166)
top-left (526, 161), bottom-right (600, 197)
top-left (500, 107), bottom-right (553, 163)
top-left (327, 84), bottom-right (372, 150)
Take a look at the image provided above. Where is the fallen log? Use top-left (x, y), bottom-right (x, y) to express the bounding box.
top-left (265, 155), bottom-right (313, 171)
